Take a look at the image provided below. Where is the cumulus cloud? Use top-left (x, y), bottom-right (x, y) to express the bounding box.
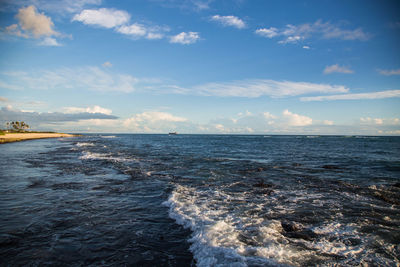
top-left (123, 111), bottom-right (187, 133)
top-left (170, 32), bottom-right (200, 44)
top-left (263, 112), bottom-right (276, 120)
top-left (3, 6), bottom-right (65, 45)
top-left (72, 7), bottom-right (170, 41)
top-left (125, 111), bottom-right (187, 124)
top-left (3, 0), bottom-right (102, 14)
top-left (0, 66), bottom-right (139, 93)
top-left (0, 106), bottom-right (118, 127)
top-left (255, 27), bottom-right (278, 38)
top-left (282, 109), bottom-right (312, 126)
top-left (152, 0), bottom-right (213, 11)
top-left (300, 90), bottom-right (400, 101)
top-left (102, 61), bottom-right (112, 68)
top-left (323, 120), bottom-right (334, 125)
top-left (116, 23), bottom-right (168, 40)
top-left (16, 5), bottom-right (59, 37)
top-left (303, 45), bottom-right (310, 49)
top-left (255, 20), bottom-right (370, 44)
top-left (5, 24), bottom-right (28, 38)
top-left (39, 37), bottom-right (61, 46)
top-left (4, 5), bottom-right (60, 41)
top-left (210, 15), bottom-right (246, 29)
top-left (63, 105), bottom-right (112, 115)
top-left (72, 8), bottom-right (130, 28)
top-left (377, 68), bottom-right (400, 76)
top-left (360, 117), bottom-right (399, 126)
top-left (324, 64), bottom-right (354, 74)
top-left (191, 79), bottom-right (349, 98)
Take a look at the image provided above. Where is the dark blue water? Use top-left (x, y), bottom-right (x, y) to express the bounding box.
top-left (0, 135), bottom-right (399, 266)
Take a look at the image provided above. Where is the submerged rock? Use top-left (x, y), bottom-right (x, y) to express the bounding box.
top-left (322, 165), bottom-right (341, 170)
top-left (281, 221), bottom-right (302, 232)
top-left (253, 180), bottom-right (273, 188)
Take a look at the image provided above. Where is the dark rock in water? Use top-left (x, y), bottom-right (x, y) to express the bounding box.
top-left (281, 221), bottom-right (302, 232)
top-left (284, 229), bottom-right (318, 241)
top-left (372, 191), bottom-right (400, 205)
top-left (27, 179), bottom-right (46, 188)
top-left (256, 167), bottom-right (264, 172)
top-left (322, 165), bottom-right (340, 170)
top-left (125, 169), bottom-right (143, 179)
top-left (292, 163), bottom-right (302, 167)
top-left (392, 182), bottom-right (400, 188)
top-left (253, 180), bottom-right (273, 188)
top-left (259, 189), bottom-right (274, 195)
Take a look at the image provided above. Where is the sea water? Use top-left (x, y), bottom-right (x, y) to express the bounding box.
top-left (0, 135), bottom-right (399, 266)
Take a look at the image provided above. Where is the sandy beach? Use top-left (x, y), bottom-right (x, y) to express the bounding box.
top-left (0, 133), bottom-right (78, 144)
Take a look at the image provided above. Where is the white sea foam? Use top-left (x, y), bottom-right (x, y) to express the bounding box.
top-left (164, 184), bottom-right (400, 266)
top-left (79, 151), bottom-right (135, 162)
top-left (163, 185), bottom-right (313, 266)
top-left (221, 157), bottom-right (272, 164)
top-left (76, 142), bottom-right (95, 147)
top-left (101, 135), bottom-right (117, 138)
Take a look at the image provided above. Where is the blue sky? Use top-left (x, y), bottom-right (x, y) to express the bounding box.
top-left (0, 0), bottom-right (399, 134)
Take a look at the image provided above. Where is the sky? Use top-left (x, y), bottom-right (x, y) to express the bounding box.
top-left (0, 0), bottom-right (399, 135)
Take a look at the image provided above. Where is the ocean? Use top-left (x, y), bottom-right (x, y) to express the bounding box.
top-left (0, 134), bottom-right (399, 266)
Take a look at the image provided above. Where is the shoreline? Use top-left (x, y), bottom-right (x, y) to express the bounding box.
top-left (0, 132), bottom-right (80, 144)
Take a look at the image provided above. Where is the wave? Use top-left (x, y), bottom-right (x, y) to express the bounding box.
top-left (163, 184), bottom-right (400, 266)
top-left (79, 151), bottom-right (135, 162)
top-left (101, 135), bottom-right (117, 138)
top-left (163, 185), bottom-right (301, 266)
top-left (76, 142), bottom-right (95, 147)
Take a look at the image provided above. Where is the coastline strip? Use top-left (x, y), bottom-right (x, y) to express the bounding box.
top-left (0, 133), bottom-right (79, 144)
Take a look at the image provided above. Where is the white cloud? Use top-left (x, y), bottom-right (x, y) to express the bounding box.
top-left (16, 5), bottom-right (58, 37)
top-left (3, 0), bottom-right (102, 14)
top-left (7, 5), bottom-right (59, 39)
top-left (125, 111), bottom-right (187, 123)
top-left (278, 35), bottom-right (303, 44)
top-left (323, 120), bottom-right (334, 125)
top-left (102, 61), bottom-right (112, 68)
top-left (63, 105), bottom-right (112, 115)
top-left (302, 45), bottom-right (310, 49)
top-left (3, 6), bottom-right (65, 46)
top-left (300, 90), bottom-right (400, 101)
top-left (282, 109), bottom-right (312, 126)
top-left (255, 20), bottom-right (370, 44)
top-left (255, 27), bottom-right (278, 38)
top-left (192, 79), bottom-right (349, 98)
top-left (377, 68), bottom-right (400, 76)
top-left (116, 23), bottom-right (146, 36)
top-left (324, 64), bottom-right (354, 74)
top-left (39, 37), bottom-right (61, 46)
top-left (0, 106), bottom-right (117, 128)
top-left (116, 23), bottom-right (168, 40)
top-left (383, 130), bottom-right (400, 135)
top-left (72, 7), bottom-right (169, 41)
top-left (123, 111), bottom-right (188, 133)
top-left (72, 8), bottom-right (130, 28)
top-left (360, 117), bottom-right (399, 126)
top-left (0, 66), bottom-right (139, 93)
top-left (152, 0), bottom-right (213, 11)
top-left (5, 24), bottom-right (28, 38)
top-left (263, 112), bottom-right (276, 120)
top-left (170, 31), bottom-right (200, 44)
top-left (210, 15), bottom-right (246, 29)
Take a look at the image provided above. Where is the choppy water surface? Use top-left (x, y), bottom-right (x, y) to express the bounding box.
top-left (0, 135), bottom-right (399, 266)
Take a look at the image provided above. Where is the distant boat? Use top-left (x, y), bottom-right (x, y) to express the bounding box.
top-left (168, 132), bottom-right (178, 135)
